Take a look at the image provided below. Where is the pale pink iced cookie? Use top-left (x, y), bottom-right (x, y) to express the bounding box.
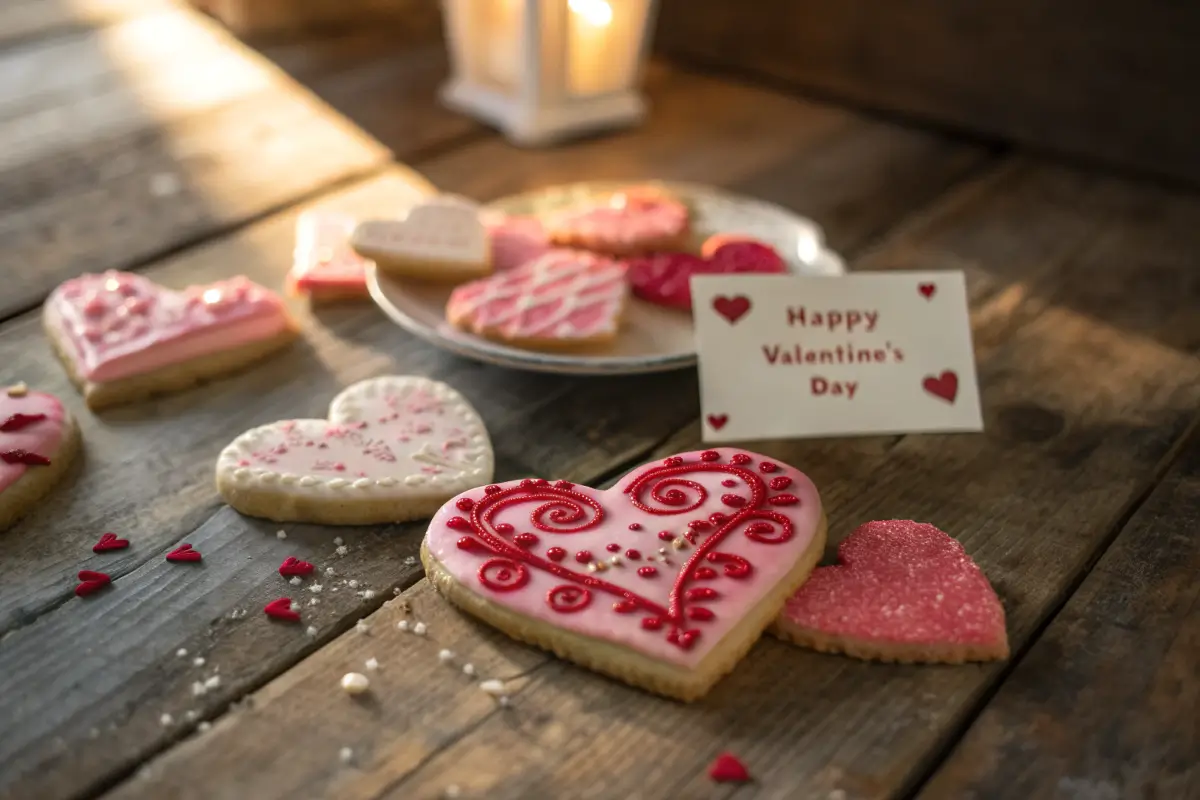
top-left (422, 448), bottom-right (828, 701)
top-left (0, 385), bottom-right (80, 531)
top-left (445, 249), bottom-right (628, 350)
top-left (286, 211), bottom-right (371, 302)
top-left (486, 215), bottom-right (553, 272)
top-left (44, 271), bottom-right (297, 410)
top-left (217, 376), bottom-right (493, 525)
top-left (545, 187), bottom-right (690, 256)
top-left (351, 197), bottom-right (490, 283)
top-left (627, 235), bottom-right (787, 311)
top-left (774, 520), bottom-right (1009, 664)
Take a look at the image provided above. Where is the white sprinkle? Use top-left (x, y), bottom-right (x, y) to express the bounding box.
top-left (412, 622), bottom-right (427, 636)
top-left (403, 556), bottom-right (417, 566)
top-left (658, 547), bottom-right (667, 555)
top-left (198, 721), bottom-right (211, 733)
top-left (479, 679), bottom-right (506, 696)
top-left (192, 657), bottom-right (205, 668)
top-left (341, 672), bottom-right (370, 695)
top-left (334, 537), bottom-right (344, 546)
top-left (325, 567), bottom-right (336, 577)
top-left (276, 530), bottom-right (287, 540)
top-left (444, 785), bottom-right (461, 798)
top-left (331, 586), bottom-right (339, 592)
top-left (204, 676), bottom-right (221, 690)
top-left (355, 619), bottom-right (370, 635)
top-left (336, 546), bottom-right (349, 557)
top-left (149, 172), bottom-right (182, 197)
top-left (462, 663), bottom-right (475, 676)
top-left (289, 576), bottom-right (302, 586)
top-left (360, 589), bottom-right (377, 600)
top-left (185, 710), bottom-right (198, 722)
top-left (393, 587), bottom-right (402, 596)
top-left (365, 657), bottom-right (380, 671)
top-left (609, 555), bottom-right (621, 566)
top-left (175, 648), bottom-right (188, 658)
top-left (499, 695), bottom-right (511, 707)
top-left (438, 649), bottom-right (455, 663)
top-left (397, 620), bottom-right (410, 632)
top-left (191, 682), bottom-right (206, 697)
top-left (309, 598), bottom-right (320, 606)
top-left (348, 580), bottom-right (359, 588)
top-left (308, 584), bottom-right (323, 593)
top-left (159, 713), bottom-right (173, 727)
top-left (339, 746), bottom-right (354, 764)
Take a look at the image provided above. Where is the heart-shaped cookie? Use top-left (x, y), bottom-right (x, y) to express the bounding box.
top-left (44, 271), bottom-right (297, 409)
top-left (0, 386), bottom-right (80, 532)
top-left (774, 520), bottom-right (1008, 663)
top-left (217, 376), bottom-right (493, 525)
top-left (422, 448), bottom-right (827, 701)
top-left (352, 197), bottom-right (489, 282)
top-left (545, 187), bottom-right (691, 256)
top-left (627, 236), bottom-right (786, 311)
top-left (486, 215), bottom-right (552, 272)
top-left (446, 250), bottom-right (629, 349)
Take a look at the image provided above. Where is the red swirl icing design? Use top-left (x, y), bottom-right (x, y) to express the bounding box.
top-left (427, 448), bottom-right (822, 668)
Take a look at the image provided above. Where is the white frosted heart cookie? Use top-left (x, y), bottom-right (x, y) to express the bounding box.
top-left (351, 197), bottom-right (490, 283)
top-left (216, 376), bottom-right (493, 525)
top-left (423, 448), bottom-right (827, 701)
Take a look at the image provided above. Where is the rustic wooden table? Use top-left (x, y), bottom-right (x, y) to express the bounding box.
top-left (1, 4), bottom-right (1197, 799)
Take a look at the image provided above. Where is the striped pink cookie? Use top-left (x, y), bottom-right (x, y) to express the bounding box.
top-left (545, 188), bottom-right (690, 256)
top-left (446, 250), bottom-right (628, 349)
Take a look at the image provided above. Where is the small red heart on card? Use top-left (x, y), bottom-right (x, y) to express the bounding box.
top-left (708, 752), bottom-right (752, 783)
top-left (919, 282), bottom-right (936, 299)
top-left (712, 295), bottom-right (752, 324)
top-left (92, 532), bottom-right (129, 553)
top-left (166, 543), bottom-right (202, 563)
top-left (264, 597), bottom-right (301, 622)
top-left (279, 557), bottom-right (314, 577)
top-left (75, 570), bottom-right (112, 597)
top-left (922, 370), bottom-right (959, 403)
top-left (706, 414), bottom-right (729, 431)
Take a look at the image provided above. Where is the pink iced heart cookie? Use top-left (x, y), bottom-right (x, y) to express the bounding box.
top-left (774, 520), bottom-right (1009, 663)
top-left (545, 187), bottom-right (691, 256)
top-left (486, 215), bottom-right (553, 272)
top-left (286, 211), bottom-right (371, 301)
top-left (446, 250), bottom-right (629, 349)
top-left (0, 385), bottom-right (80, 531)
top-left (627, 235), bottom-right (786, 311)
top-left (217, 376), bottom-right (493, 525)
top-left (44, 271), bottom-right (297, 409)
top-left (422, 448), bottom-right (827, 701)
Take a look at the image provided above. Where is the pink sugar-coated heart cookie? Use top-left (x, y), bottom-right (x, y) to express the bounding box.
top-left (545, 187), bottom-right (691, 256)
top-left (486, 215), bottom-right (553, 272)
top-left (217, 376), bottom-right (493, 525)
top-left (445, 250), bottom-right (629, 349)
top-left (774, 520), bottom-right (1009, 664)
top-left (44, 271), bottom-right (297, 409)
top-left (422, 448), bottom-right (828, 701)
top-left (0, 386), bottom-right (79, 532)
top-left (626, 236), bottom-right (787, 311)
top-left (286, 211), bottom-right (371, 301)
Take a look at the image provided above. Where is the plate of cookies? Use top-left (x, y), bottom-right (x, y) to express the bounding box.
top-left (363, 181), bottom-right (845, 375)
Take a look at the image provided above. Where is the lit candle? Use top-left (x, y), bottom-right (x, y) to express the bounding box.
top-left (485, 0), bottom-right (521, 87)
top-left (568, 0), bottom-right (615, 96)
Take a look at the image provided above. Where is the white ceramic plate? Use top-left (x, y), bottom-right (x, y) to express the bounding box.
top-left (368, 181), bottom-right (845, 375)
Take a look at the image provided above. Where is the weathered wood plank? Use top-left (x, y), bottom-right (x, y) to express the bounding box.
top-left (919, 430), bottom-right (1200, 800)
top-left (104, 158), bottom-right (1200, 799)
top-left (0, 69), bottom-right (988, 800)
top-left (657, 0), bottom-right (1200, 188)
top-left (0, 7), bottom-right (410, 321)
top-left (0, 0), bottom-right (173, 48)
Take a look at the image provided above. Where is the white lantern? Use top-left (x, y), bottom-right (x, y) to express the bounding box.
top-left (440, 0), bottom-right (659, 146)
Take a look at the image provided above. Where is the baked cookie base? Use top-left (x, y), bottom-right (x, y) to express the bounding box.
top-left (422, 512), bottom-right (827, 702)
top-left (44, 307), bottom-right (298, 411)
top-left (367, 253), bottom-right (492, 284)
top-left (217, 482), bottom-right (453, 526)
top-left (771, 620), bottom-right (1010, 664)
top-left (0, 409), bottom-right (81, 532)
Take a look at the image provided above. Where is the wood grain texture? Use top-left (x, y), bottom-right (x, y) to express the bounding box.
top-left (657, 0), bottom-right (1200, 187)
top-left (919, 430), bottom-right (1200, 800)
top-left (0, 0), bottom-right (173, 47)
top-left (104, 156), bottom-right (1200, 800)
top-left (0, 7), bottom-right (400, 321)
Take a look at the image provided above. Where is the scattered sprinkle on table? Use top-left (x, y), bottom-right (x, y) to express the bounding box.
top-left (159, 713), bottom-right (173, 727)
top-left (403, 556), bottom-right (417, 566)
top-left (438, 649), bottom-right (454, 663)
top-left (359, 589), bottom-right (377, 600)
top-left (306, 625), bottom-right (319, 637)
top-left (191, 682), bottom-right (206, 697)
top-left (341, 673), bottom-right (370, 695)
top-left (397, 620), bottom-right (409, 632)
top-left (365, 657), bottom-right (379, 671)
top-left (198, 721), bottom-right (211, 733)
top-left (276, 530), bottom-right (287, 539)
top-left (204, 676), bottom-right (220, 690)
top-left (348, 579), bottom-right (358, 588)
top-left (355, 620), bottom-right (370, 635)
top-left (336, 545), bottom-right (349, 557)
top-left (289, 576), bottom-right (302, 586)
top-left (333, 537), bottom-right (344, 546)
top-left (479, 679), bottom-right (506, 697)
top-left (444, 786), bottom-right (461, 799)
top-left (308, 583), bottom-right (323, 593)
top-left (192, 657), bottom-right (205, 667)
top-left (176, 648), bottom-right (188, 658)
top-left (412, 622), bottom-right (427, 636)
top-left (339, 747), bottom-right (353, 764)
top-left (462, 663), bottom-right (475, 676)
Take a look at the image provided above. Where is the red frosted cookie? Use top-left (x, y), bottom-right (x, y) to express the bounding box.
top-left (0, 384), bottom-right (80, 531)
top-left (627, 235), bottom-right (787, 311)
top-left (286, 211), bottom-right (371, 302)
top-left (774, 520), bottom-right (1008, 663)
top-left (487, 215), bottom-right (553, 272)
top-left (545, 188), bottom-right (690, 256)
top-left (446, 250), bottom-right (628, 350)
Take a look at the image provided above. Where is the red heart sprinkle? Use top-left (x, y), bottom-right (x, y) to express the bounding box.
top-left (708, 753), bottom-right (752, 783)
top-left (712, 295), bottom-right (751, 324)
top-left (1, 449), bottom-right (51, 466)
top-left (922, 370), bottom-right (959, 403)
top-left (264, 597), bottom-right (300, 622)
top-left (75, 570), bottom-right (112, 597)
top-left (279, 557), bottom-right (314, 577)
top-left (707, 414), bottom-right (729, 431)
top-left (92, 532), bottom-right (130, 553)
top-left (0, 413), bottom-right (47, 432)
top-left (166, 543), bottom-right (202, 563)
top-left (919, 282), bottom-right (936, 299)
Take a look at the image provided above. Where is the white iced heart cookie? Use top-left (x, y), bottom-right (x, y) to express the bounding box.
top-left (351, 197), bottom-right (490, 283)
top-left (216, 376), bottom-right (493, 525)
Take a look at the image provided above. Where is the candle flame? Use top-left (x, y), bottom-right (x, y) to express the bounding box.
top-left (568, 0), bottom-right (613, 27)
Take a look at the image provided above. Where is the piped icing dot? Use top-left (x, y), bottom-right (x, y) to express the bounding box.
top-left (759, 461), bottom-right (778, 473)
top-left (657, 530), bottom-right (674, 541)
top-left (721, 479), bottom-right (737, 488)
top-left (625, 549), bottom-right (641, 560)
top-left (546, 547), bottom-right (566, 562)
top-left (513, 533), bottom-right (539, 548)
top-left (605, 543), bottom-right (620, 553)
top-left (769, 476), bottom-right (792, 490)
top-left (700, 450), bottom-right (720, 462)
top-left (575, 550), bottom-right (593, 564)
top-left (637, 566), bottom-right (658, 578)
top-left (628, 523), bottom-right (642, 531)
top-left (730, 453), bottom-right (752, 465)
